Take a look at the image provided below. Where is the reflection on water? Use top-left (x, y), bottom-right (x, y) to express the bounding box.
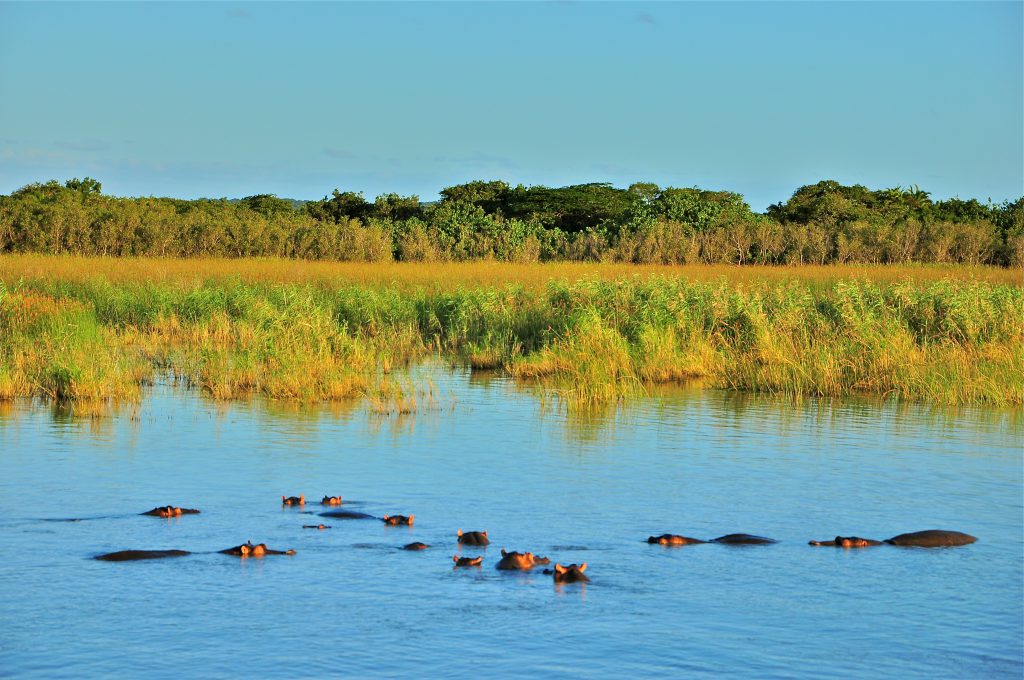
top-left (0, 367), bottom-right (1021, 679)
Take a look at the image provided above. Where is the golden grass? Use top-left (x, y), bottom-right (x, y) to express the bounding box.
top-left (0, 256), bottom-right (1020, 411)
top-left (1, 253), bottom-right (1019, 289)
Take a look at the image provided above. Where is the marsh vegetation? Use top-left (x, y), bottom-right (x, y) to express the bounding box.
top-left (1, 257), bottom-right (1020, 411)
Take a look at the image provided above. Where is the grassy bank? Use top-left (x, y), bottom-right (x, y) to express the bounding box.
top-left (1, 257), bottom-right (1021, 410)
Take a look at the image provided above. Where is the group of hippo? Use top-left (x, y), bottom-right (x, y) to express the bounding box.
top-left (646, 530), bottom-right (978, 548)
top-left (95, 496), bottom-right (978, 585)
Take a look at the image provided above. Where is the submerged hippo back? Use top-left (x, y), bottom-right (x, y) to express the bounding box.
top-left (95, 549), bottom-right (191, 561)
top-left (710, 533), bottom-right (777, 545)
top-left (885, 530), bottom-right (977, 547)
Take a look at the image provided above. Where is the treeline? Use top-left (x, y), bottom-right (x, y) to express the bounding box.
top-left (1, 177), bottom-right (1021, 266)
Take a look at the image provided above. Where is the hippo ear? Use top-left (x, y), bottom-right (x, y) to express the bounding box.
top-left (554, 564), bottom-right (565, 574)
top-left (579, 563), bottom-right (587, 572)
top-left (501, 549), bottom-right (508, 556)
top-left (281, 496), bottom-right (286, 501)
top-left (299, 495), bottom-right (304, 502)
top-left (482, 531), bottom-right (488, 537)
top-left (457, 529), bottom-right (463, 537)
top-left (452, 555), bottom-right (458, 563)
top-left (383, 515), bottom-right (389, 521)
top-left (408, 515), bottom-right (413, 522)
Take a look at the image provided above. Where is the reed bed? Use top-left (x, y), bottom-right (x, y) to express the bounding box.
top-left (0, 256), bottom-right (1021, 411)
top-left (1, 254), bottom-right (1019, 289)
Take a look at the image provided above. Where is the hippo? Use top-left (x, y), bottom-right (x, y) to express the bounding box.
top-left (281, 495), bottom-right (305, 506)
top-left (220, 541), bottom-right (296, 557)
top-left (647, 534), bottom-right (705, 546)
top-left (320, 510), bottom-right (375, 520)
top-left (303, 524), bottom-right (331, 530)
top-left (496, 549), bottom-right (551, 570)
top-left (457, 529), bottom-right (489, 546)
top-left (141, 506), bottom-right (200, 517)
top-left (402, 542), bottom-right (430, 551)
top-left (884, 530), bottom-right (977, 547)
top-left (710, 533), bottom-right (777, 545)
top-left (320, 496), bottom-right (343, 506)
top-left (809, 536), bottom-right (883, 548)
top-left (551, 563), bottom-right (589, 583)
top-left (95, 549), bottom-right (191, 561)
top-left (452, 555), bottom-right (483, 567)
top-left (382, 514), bottom-right (414, 526)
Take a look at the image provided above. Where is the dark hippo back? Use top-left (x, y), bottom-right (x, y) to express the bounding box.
top-left (710, 533), bottom-right (777, 545)
top-left (95, 550), bottom-right (191, 561)
top-left (320, 510), bottom-right (376, 520)
top-left (884, 530), bottom-right (977, 547)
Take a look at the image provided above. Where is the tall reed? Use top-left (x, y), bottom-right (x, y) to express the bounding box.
top-left (0, 264), bottom-right (1020, 410)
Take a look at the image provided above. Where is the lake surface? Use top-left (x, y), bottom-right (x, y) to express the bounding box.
top-left (1, 368), bottom-right (1021, 678)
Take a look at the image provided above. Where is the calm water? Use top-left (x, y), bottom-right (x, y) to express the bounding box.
top-left (0, 369), bottom-right (1021, 678)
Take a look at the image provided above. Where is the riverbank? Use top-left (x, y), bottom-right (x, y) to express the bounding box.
top-left (1, 256), bottom-right (1021, 410)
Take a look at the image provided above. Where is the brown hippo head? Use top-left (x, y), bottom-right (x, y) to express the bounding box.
top-left (402, 542), bottom-right (429, 551)
top-left (303, 524), bottom-right (331, 530)
top-left (281, 495), bottom-right (305, 506)
top-left (496, 549), bottom-right (551, 570)
top-left (452, 555), bottom-right (483, 567)
top-left (647, 534), bottom-right (705, 546)
top-left (142, 506), bottom-right (200, 517)
top-left (552, 563), bottom-right (589, 583)
top-left (382, 514), bottom-right (414, 526)
top-left (320, 496), bottom-right (343, 506)
top-left (808, 536), bottom-right (882, 547)
top-left (457, 529), bottom-right (489, 546)
top-left (221, 541), bottom-right (296, 557)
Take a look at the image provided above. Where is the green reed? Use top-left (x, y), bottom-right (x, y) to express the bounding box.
top-left (0, 275), bottom-right (1020, 411)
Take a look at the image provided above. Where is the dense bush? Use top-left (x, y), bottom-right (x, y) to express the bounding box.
top-left (0, 178), bottom-right (1019, 266)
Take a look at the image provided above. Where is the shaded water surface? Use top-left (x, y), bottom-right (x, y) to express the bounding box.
top-left (0, 371), bottom-right (1021, 678)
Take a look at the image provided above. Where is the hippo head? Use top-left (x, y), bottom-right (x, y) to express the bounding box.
top-left (648, 534), bottom-right (703, 546)
top-left (498, 549), bottom-right (550, 569)
top-left (456, 529), bottom-right (489, 545)
top-left (383, 514), bottom-right (414, 526)
top-left (452, 555), bottom-right (483, 567)
top-left (281, 495), bottom-right (305, 506)
top-left (836, 536), bottom-right (871, 548)
top-left (321, 496), bottom-right (342, 506)
top-left (553, 563), bottom-right (589, 583)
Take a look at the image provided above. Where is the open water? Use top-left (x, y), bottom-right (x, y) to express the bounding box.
top-left (0, 369), bottom-right (1020, 678)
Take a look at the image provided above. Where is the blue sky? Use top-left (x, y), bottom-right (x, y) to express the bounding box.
top-left (0, 1), bottom-right (1020, 210)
